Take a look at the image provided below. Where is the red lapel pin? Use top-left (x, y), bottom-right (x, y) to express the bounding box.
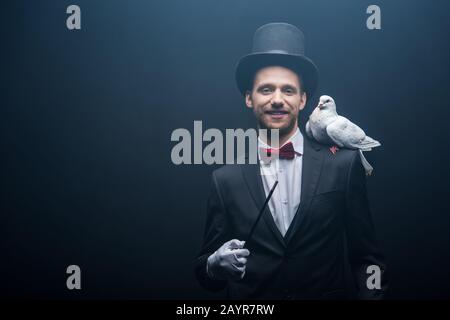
top-left (329, 145), bottom-right (339, 155)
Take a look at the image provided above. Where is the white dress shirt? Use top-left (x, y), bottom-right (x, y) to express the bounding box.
top-left (258, 127), bottom-right (304, 237)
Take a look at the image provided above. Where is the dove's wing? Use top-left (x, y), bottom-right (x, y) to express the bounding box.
top-left (326, 116), bottom-right (366, 149)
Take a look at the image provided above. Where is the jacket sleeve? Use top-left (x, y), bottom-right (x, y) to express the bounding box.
top-left (194, 170), bottom-right (229, 292)
top-left (344, 152), bottom-right (389, 299)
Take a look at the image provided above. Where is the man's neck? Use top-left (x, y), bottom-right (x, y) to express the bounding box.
top-left (260, 126), bottom-right (299, 147)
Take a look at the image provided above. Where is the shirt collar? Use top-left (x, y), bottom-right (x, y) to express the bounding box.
top-left (258, 127), bottom-right (304, 159)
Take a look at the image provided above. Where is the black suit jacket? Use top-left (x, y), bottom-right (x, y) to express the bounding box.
top-left (195, 135), bottom-right (388, 299)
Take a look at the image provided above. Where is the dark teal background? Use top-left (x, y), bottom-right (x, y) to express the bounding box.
top-left (2, 0), bottom-right (450, 298)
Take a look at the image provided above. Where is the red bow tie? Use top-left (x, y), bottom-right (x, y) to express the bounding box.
top-left (259, 142), bottom-right (301, 160)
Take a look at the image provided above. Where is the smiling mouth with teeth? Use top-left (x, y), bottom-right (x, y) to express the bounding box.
top-left (266, 111), bottom-right (288, 115)
top-left (265, 110), bottom-right (289, 120)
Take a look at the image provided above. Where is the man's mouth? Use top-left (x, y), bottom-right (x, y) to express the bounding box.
top-left (265, 110), bottom-right (289, 120)
top-left (266, 110), bottom-right (289, 116)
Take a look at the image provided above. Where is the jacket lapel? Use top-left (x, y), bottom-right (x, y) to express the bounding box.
top-left (241, 157), bottom-right (286, 248)
top-left (240, 135), bottom-right (324, 248)
top-left (284, 136), bottom-right (324, 245)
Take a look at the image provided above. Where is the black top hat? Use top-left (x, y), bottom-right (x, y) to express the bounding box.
top-left (235, 22), bottom-right (319, 98)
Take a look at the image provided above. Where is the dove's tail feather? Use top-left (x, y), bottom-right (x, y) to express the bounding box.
top-left (359, 136), bottom-right (381, 152)
top-left (358, 149), bottom-right (373, 176)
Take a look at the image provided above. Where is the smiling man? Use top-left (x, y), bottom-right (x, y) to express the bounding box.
top-left (247, 65), bottom-right (305, 146)
top-left (195, 23), bottom-right (388, 299)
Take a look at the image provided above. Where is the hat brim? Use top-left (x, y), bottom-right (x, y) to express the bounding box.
top-left (235, 52), bottom-right (319, 98)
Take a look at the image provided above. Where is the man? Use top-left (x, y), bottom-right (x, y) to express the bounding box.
top-left (195, 23), bottom-right (388, 299)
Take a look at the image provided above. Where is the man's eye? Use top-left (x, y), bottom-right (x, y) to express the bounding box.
top-left (261, 87), bottom-right (272, 94)
top-left (284, 88), bottom-right (295, 95)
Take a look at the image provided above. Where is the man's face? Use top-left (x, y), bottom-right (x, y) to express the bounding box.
top-left (246, 66), bottom-right (306, 137)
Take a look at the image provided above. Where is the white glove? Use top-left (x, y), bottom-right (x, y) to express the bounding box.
top-left (207, 239), bottom-right (250, 281)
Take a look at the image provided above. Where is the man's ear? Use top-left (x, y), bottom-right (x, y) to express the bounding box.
top-left (298, 91), bottom-right (307, 111)
top-left (245, 90), bottom-right (253, 109)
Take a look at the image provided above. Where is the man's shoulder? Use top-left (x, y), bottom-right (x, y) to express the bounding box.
top-left (305, 135), bottom-right (358, 166)
top-left (323, 146), bottom-right (358, 164)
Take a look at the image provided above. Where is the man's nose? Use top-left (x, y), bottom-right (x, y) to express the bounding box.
top-left (271, 90), bottom-right (284, 107)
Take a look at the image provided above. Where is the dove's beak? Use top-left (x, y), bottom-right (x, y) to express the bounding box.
top-left (318, 103), bottom-right (324, 109)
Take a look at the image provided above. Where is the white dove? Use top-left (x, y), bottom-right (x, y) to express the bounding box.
top-left (305, 95), bottom-right (381, 175)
